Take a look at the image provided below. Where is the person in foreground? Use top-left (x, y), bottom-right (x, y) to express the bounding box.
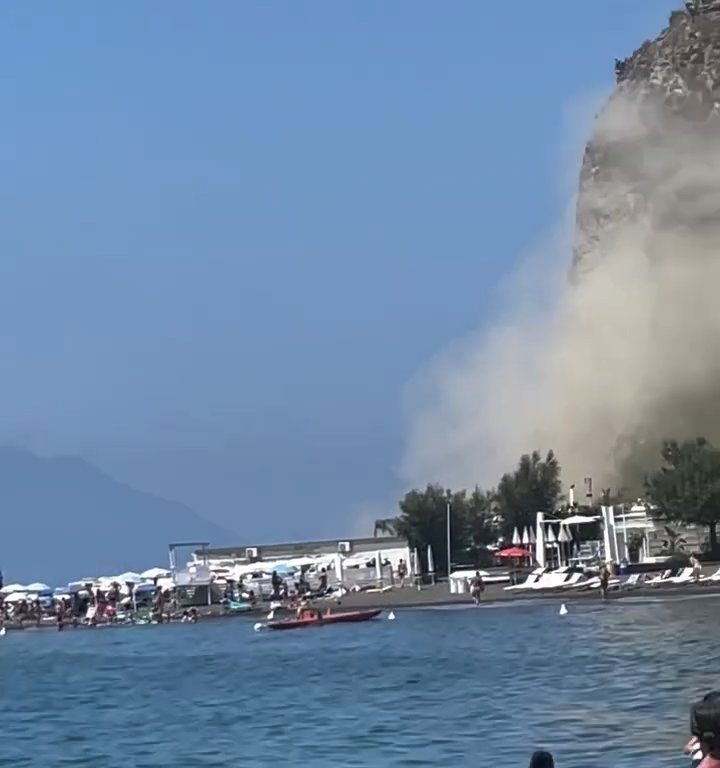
top-left (685, 692), bottom-right (720, 768)
top-left (528, 750), bottom-right (553, 768)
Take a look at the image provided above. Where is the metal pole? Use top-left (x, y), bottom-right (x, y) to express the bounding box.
top-left (446, 500), bottom-right (452, 590)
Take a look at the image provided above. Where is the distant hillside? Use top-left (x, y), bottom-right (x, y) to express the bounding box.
top-left (0, 447), bottom-right (235, 585)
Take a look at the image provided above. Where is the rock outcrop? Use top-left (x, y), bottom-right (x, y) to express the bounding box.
top-left (572, 0), bottom-right (720, 277)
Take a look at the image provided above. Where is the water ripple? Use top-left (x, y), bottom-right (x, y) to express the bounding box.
top-left (0, 597), bottom-right (716, 766)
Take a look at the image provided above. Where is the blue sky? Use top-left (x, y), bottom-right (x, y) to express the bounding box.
top-left (0, 1), bottom-right (678, 543)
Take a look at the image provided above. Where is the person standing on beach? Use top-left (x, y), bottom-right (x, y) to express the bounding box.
top-left (470, 572), bottom-right (484, 605)
top-left (397, 559), bottom-right (407, 588)
top-left (599, 563), bottom-right (610, 599)
top-left (691, 553), bottom-right (702, 583)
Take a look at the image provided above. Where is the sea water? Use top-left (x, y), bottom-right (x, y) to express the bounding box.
top-left (1, 595), bottom-right (717, 767)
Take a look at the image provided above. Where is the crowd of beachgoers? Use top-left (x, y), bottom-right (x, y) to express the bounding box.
top-left (0, 556), bottom-right (385, 630)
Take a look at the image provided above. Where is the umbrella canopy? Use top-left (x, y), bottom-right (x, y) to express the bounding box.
top-left (0, 583), bottom-right (26, 595)
top-left (563, 514), bottom-right (600, 525)
top-left (140, 567), bottom-right (171, 580)
top-left (25, 582), bottom-right (52, 593)
top-left (412, 547), bottom-right (421, 575)
top-left (114, 571), bottom-right (142, 584)
top-left (4, 592), bottom-right (28, 602)
top-left (521, 527), bottom-right (530, 546)
top-left (426, 544), bottom-right (435, 574)
top-left (529, 527), bottom-right (536, 544)
top-left (497, 547), bottom-right (531, 558)
top-left (545, 525), bottom-right (557, 544)
top-left (512, 527), bottom-right (521, 545)
top-left (558, 526), bottom-right (571, 543)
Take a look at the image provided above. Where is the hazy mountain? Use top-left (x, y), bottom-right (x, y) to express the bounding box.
top-left (0, 447), bottom-right (237, 585)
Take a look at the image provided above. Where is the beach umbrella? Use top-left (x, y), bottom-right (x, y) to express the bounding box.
top-left (497, 547), bottom-right (531, 558)
top-left (140, 567), bottom-right (171, 580)
top-left (427, 544), bottom-right (435, 576)
top-left (26, 582), bottom-right (51, 594)
top-left (115, 571), bottom-right (142, 584)
top-left (512, 527), bottom-right (521, 545)
top-left (558, 525), bottom-right (571, 567)
top-left (529, 527), bottom-right (536, 544)
top-left (0, 584), bottom-right (26, 595)
top-left (4, 592), bottom-right (28, 602)
top-left (545, 525), bottom-right (557, 567)
top-left (563, 514), bottom-right (599, 525)
top-left (412, 547), bottom-right (421, 577)
top-left (521, 527), bottom-right (530, 546)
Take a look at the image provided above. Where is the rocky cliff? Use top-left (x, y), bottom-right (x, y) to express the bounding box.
top-left (573, 0), bottom-right (720, 277)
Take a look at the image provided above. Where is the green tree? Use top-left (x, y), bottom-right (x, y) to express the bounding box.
top-left (495, 450), bottom-right (561, 538)
top-left (394, 484), bottom-right (469, 575)
top-left (645, 437), bottom-right (720, 555)
top-left (464, 486), bottom-right (497, 563)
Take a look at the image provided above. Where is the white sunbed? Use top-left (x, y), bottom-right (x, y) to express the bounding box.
top-left (668, 567), bottom-right (696, 585)
top-left (699, 567), bottom-right (720, 583)
top-left (646, 569), bottom-right (672, 586)
top-left (504, 568), bottom-right (546, 591)
top-left (529, 570), bottom-right (574, 591)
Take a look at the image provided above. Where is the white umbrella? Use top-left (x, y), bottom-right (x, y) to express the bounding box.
top-left (545, 525), bottom-right (557, 566)
top-left (426, 544), bottom-right (435, 575)
top-left (412, 547), bottom-right (421, 576)
top-left (529, 527), bottom-right (536, 545)
top-left (4, 592), bottom-right (28, 602)
top-left (0, 583), bottom-right (26, 595)
top-left (115, 571), bottom-right (142, 584)
top-left (558, 525), bottom-right (571, 568)
top-left (512, 527), bottom-right (521, 545)
top-left (521, 527), bottom-right (530, 546)
top-left (25, 583), bottom-right (51, 593)
top-left (563, 514), bottom-right (599, 525)
top-left (140, 567), bottom-right (171, 580)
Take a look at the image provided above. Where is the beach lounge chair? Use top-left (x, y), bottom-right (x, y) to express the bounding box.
top-left (530, 570), bottom-right (574, 591)
top-left (620, 573), bottom-right (641, 590)
top-left (699, 567), bottom-right (720, 583)
top-left (646, 569), bottom-right (672, 586)
top-left (668, 567), bottom-right (695, 584)
top-left (504, 568), bottom-right (547, 591)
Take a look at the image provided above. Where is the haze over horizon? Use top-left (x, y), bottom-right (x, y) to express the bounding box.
top-left (0, 1), bottom-right (680, 572)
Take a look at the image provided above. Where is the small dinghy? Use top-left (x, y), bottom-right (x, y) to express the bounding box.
top-left (265, 607), bottom-right (381, 631)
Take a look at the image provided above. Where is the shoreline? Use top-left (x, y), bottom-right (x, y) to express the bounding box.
top-left (5, 579), bottom-right (720, 632)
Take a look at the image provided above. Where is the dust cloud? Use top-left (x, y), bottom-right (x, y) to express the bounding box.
top-left (402, 91), bottom-right (720, 495)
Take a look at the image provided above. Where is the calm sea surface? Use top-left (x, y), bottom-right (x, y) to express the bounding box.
top-left (1, 595), bottom-right (717, 767)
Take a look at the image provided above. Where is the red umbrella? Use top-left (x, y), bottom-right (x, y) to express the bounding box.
top-left (497, 547), bottom-right (531, 558)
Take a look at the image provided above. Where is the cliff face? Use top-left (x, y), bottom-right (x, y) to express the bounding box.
top-left (567, 0), bottom-right (720, 486)
top-left (573, 0), bottom-right (720, 277)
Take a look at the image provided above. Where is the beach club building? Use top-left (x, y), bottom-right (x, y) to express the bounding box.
top-left (183, 536), bottom-right (413, 596)
top-left (534, 503), bottom-right (705, 568)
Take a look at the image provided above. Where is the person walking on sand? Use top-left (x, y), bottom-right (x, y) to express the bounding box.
top-left (397, 558), bottom-right (408, 588)
top-left (470, 571), bottom-right (485, 606)
top-left (691, 553), bottom-right (702, 583)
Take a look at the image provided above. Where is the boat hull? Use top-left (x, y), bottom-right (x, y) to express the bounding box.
top-left (266, 609), bottom-right (381, 631)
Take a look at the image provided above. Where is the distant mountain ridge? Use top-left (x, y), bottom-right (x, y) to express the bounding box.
top-left (0, 447), bottom-right (236, 585)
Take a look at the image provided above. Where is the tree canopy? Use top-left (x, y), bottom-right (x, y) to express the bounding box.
top-left (495, 450), bottom-right (561, 538)
top-left (645, 437), bottom-right (720, 553)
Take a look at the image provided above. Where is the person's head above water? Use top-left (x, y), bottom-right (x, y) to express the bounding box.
top-left (691, 692), bottom-right (720, 758)
top-left (528, 750), bottom-right (554, 768)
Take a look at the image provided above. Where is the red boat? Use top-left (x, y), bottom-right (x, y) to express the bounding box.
top-left (265, 607), bottom-right (381, 631)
